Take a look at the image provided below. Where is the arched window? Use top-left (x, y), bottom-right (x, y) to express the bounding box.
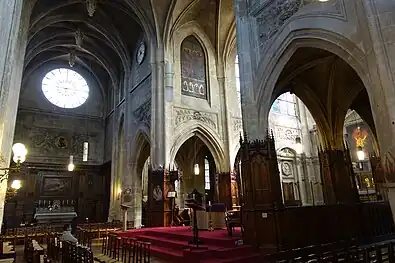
top-left (271, 92), bottom-right (296, 116)
top-left (204, 157), bottom-right (210, 190)
top-left (181, 36), bottom-right (208, 100)
top-left (235, 56), bottom-right (241, 104)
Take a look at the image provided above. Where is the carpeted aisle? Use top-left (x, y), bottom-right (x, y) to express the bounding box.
top-left (116, 227), bottom-right (260, 263)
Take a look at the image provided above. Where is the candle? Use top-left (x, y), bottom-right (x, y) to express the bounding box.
top-left (209, 201), bottom-right (211, 206)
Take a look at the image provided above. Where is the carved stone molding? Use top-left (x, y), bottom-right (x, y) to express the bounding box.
top-left (232, 118), bottom-right (243, 138)
top-left (174, 107), bottom-right (218, 131)
top-left (133, 100), bottom-right (151, 129)
top-left (281, 161), bottom-right (293, 176)
top-left (253, 0), bottom-right (344, 49)
top-left (278, 147), bottom-right (295, 157)
top-left (255, 0), bottom-right (303, 47)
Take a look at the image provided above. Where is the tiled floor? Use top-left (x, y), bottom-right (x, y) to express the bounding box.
top-left (13, 241), bottom-right (169, 263)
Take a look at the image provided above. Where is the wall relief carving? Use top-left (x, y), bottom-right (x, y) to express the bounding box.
top-left (174, 107), bottom-right (217, 131)
top-left (181, 36), bottom-right (208, 100)
top-left (29, 130), bottom-right (98, 157)
top-left (274, 126), bottom-right (299, 141)
top-left (55, 136), bottom-right (67, 149)
top-left (232, 118), bottom-right (243, 138)
top-left (255, 0), bottom-right (303, 46)
top-left (281, 161), bottom-right (293, 176)
top-left (133, 100), bottom-right (151, 129)
top-left (278, 147), bottom-right (295, 157)
top-left (254, 0), bottom-right (344, 49)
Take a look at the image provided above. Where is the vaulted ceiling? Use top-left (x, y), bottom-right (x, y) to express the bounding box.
top-left (23, 0), bottom-right (153, 93)
top-left (23, 0), bottom-right (237, 93)
top-left (273, 47), bottom-right (374, 148)
top-left (156, 0), bottom-right (236, 63)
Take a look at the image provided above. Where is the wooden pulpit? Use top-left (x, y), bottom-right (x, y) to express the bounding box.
top-left (121, 204), bottom-right (133, 232)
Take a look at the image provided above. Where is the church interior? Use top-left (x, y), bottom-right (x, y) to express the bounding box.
top-left (1, 0), bottom-right (395, 262)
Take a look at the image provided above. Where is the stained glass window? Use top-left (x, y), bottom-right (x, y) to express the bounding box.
top-left (271, 92), bottom-right (296, 116)
top-left (42, 68), bottom-right (89, 108)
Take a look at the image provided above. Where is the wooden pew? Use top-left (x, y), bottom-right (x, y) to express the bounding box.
top-left (260, 239), bottom-right (395, 263)
top-left (61, 241), bottom-right (96, 263)
top-left (94, 234), bottom-right (151, 263)
top-left (23, 238), bottom-right (49, 263)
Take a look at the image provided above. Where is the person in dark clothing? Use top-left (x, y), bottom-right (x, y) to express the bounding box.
top-left (71, 216), bottom-right (77, 235)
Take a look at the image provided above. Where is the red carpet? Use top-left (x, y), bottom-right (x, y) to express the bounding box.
top-left (116, 226), bottom-right (260, 263)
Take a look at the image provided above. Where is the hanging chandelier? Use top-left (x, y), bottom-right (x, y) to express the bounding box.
top-left (69, 50), bottom-right (76, 67)
top-left (75, 29), bottom-right (84, 47)
top-left (86, 0), bottom-right (97, 17)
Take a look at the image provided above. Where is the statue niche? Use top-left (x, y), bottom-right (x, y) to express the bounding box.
top-left (180, 36), bottom-right (208, 100)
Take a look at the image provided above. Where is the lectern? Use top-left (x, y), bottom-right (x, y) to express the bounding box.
top-left (121, 204), bottom-right (133, 232)
top-left (185, 198), bottom-right (205, 247)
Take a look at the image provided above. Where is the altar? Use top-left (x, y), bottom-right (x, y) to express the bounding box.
top-left (194, 203), bottom-right (226, 230)
top-left (34, 200), bottom-right (77, 224)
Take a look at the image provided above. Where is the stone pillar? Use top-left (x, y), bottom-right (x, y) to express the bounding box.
top-left (234, 0), bottom-right (264, 140)
top-left (0, 0), bottom-right (30, 231)
top-left (150, 44), bottom-right (165, 168)
top-left (362, 0), bottom-right (395, 224)
top-left (217, 64), bottom-right (231, 172)
top-left (295, 155), bottom-right (308, 205)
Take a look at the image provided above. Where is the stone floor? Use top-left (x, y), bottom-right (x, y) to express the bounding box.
top-left (13, 241), bottom-right (169, 263)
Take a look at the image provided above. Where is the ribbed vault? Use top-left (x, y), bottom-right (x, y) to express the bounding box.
top-left (23, 0), bottom-right (151, 94)
top-left (272, 47), bottom-right (375, 149)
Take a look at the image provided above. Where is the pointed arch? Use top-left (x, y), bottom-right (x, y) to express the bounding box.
top-left (170, 123), bottom-right (226, 172)
top-left (255, 29), bottom-right (374, 129)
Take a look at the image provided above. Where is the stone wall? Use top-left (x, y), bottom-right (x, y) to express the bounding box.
top-left (14, 63), bottom-right (105, 165)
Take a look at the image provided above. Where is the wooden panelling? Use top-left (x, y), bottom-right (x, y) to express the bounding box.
top-left (3, 161), bottom-right (111, 228)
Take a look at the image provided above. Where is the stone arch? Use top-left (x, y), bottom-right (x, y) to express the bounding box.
top-left (255, 29), bottom-right (374, 133)
top-left (132, 130), bottom-right (151, 173)
top-left (230, 142), bottom-right (240, 169)
top-left (170, 123), bottom-right (226, 172)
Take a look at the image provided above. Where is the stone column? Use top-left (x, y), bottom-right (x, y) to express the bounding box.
top-left (217, 64), bottom-right (231, 172)
top-left (109, 83), bottom-right (121, 221)
top-left (297, 101), bottom-right (314, 204)
top-left (360, 0), bottom-right (395, 224)
top-left (150, 44), bottom-right (165, 168)
top-left (234, 0), bottom-right (264, 140)
top-left (0, 0), bottom-right (30, 231)
top-left (164, 61), bottom-right (174, 166)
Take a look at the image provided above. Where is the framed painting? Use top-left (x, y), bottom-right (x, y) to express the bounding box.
top-left (41, 176), bottom-right (73, 197)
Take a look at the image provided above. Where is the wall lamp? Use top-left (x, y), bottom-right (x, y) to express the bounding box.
top-left (0, 143), bottom-right (28, 182)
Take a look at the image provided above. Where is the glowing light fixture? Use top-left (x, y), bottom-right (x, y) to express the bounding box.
top-left (68, 155), bottom-right (75, 171)
top-left (12, 143), bottom-right (27, 164)
top-left (295, 136), bottom-right (303, 154)
top-left (357, 146), bottom-right (365, 161)
top-left (11, 180), bottom-right (22, 190)
top-left (194, 164), bottom-right (200, 176)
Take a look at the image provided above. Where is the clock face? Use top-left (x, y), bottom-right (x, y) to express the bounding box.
top-left (136, 42), bottom-right (146, 65)
top-left (42, 68), bottom-right (89, 108)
